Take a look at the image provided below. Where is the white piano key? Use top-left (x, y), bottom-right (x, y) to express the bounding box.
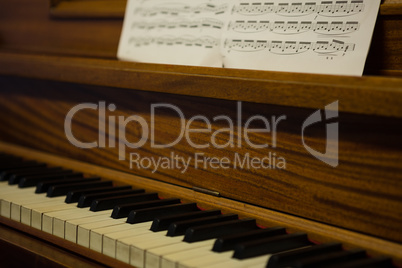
top-left (0, 187), bottom-right (39, 218)
top-left (65, 212), bottom-right (114, 243)
top-left (145, 239), bottom-right (215, 268)
top-left (102, 222), bottom-right (152, 257)
top-left (202, 255), bottom-right (271, 268)
top-left (30, 203), bottom-right (77, 229)
top-left (116, 231), bottom-right (174, 264)
top-left (10, 193), bottom-right (49, 221)
top-left (43, 208), bottom-right (86, 235)
top-left (115, 228), bottom-right (183, 265)
top-left (161, 244), bottom-right (216, 268)
top-left (0, 181), bottom-right (7, 214)
top-left (4, 195), bottom-right (51, 221)
top-left (44, 208), bottom-right (108, 235)
top-left (177, 251), bottom-right (234, 268)
top-left (16, 197), bottom-right (71, 232)
top-left (77, 218), bottom-right (126, 247)
top-left (130, 235), bottom-right (184, 268)
top-left (43, 207), bottom-right (98, 234)
top-left (19, 196), bottom-right (72, 226)
top-left (53, 209), bottom-right (111, 239)
top-left (90, 221), bottom-right (149, 254)
top-left (89, 222), bottom-right (128, 253)
top-left (0, 184), bottom-right (32, 195)
top-left (178, 247), bottom-right (272, 268)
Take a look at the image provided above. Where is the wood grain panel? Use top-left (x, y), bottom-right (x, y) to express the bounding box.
top-left (0, 0), bottom-right (122, 58)
top-left (50, 0), bottom-right (126, 18)
top-left (0, 76), bottom-right (401, 244)
top-left (48, 0), bottom-right (402, 18)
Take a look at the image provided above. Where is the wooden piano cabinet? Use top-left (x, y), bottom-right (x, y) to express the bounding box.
top-left (0, 66), bottom-right (401, 246)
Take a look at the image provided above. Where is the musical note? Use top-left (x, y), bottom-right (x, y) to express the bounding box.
top-left (229, 20), bottom-right (359, 34)
top-left (232, 0), bottom-right (364, 16)
top-left (229, 20), bottom-right (271, 32)
top-left (224, 38), bottom-right (354, 55)
top-left (135, 3), bottom-right (229, 17)
top-left (317, 0), bottom-right (365, 16)
top-left (313, 39), bottom-right (355, 53)
top-left (132, 19), bottom-right (224, 31)
top-left (232, 2), bottom-right (275, 15)
top-left (129, 36), bottom-right (220, 49)
top-left (313, 21), bottom-right (359, 34)
top-left (225, 39), bottom-right (268, 52)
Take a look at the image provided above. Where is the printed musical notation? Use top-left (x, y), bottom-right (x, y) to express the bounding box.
top-left (129, 36), bottom-right (220, 49)
top-left (131, 19), bottom-right (224, 31)
top-left (232, 0), bottom-right (364, 17)
top-left (135, 3), bottom-right (228, 17)
top-left (224, 38), bottom-right (355, 55)
top-left (229, 20), bottom-right (359, 34)
top-left (118, 0), bottom-right (381, 75)
top-left (118, 1), bottom-right (229, 67)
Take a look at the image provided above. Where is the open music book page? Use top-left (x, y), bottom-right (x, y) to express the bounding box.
top-left (221, 0), bottom-right (381, 76)
top-left (118, 0), bottom-right (381, 76)
top-left (117, 0), bottom-right (230, 67)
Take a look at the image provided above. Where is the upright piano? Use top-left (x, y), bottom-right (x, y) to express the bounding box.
top-left (0, 0), bottom-right (401, 267)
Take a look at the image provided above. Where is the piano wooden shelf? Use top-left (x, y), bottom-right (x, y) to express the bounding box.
top-left (0, 51), bottom-right (401, 118)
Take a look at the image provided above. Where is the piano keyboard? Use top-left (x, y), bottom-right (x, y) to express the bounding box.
top-left (0, 154), bottom-right (395, 268)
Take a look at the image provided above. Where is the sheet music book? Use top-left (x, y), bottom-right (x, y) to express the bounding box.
top-left (117, 0), bottom-right (381, 76)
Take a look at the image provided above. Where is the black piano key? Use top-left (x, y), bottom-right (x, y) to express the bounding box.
top-left (150, 209), bottom-right (222, 232)
top-left (77, 189), bottom-right (145, 208)
top-left (0, 159), bottom-right (28, 168)
top-left (183, 218), bottom-right (258, 243)
top-left (90, 193), bottom-right (162, 212)
top-left (65, 185), bottom-right (132, 203)
top-left (166, 213), bottom-right (238, 237)
top-left (1, 166), bottom-right (63, 182)
top-left (20, 172), bottom-right (83, 188)
top-left (324, 256), bottom-right (393, 268)
top-left (9, 168), bottom-right (72, 185)
top-left (213, 226), bottom-right (287, 252)
top-left (35, 176), bottom-right (95, 193)
top-left (266, 242), bottom-right (343, 268)
top-left (0, 161), bottom-right (46, 180)
top-left (113, 198), bottom-right (185, 219)
top-left (118, 199), bottom-right (183, 220)
top-left (47, 180), bottom-right (114, 197)
top-left (293, 249), bottom-right (367, 268)
top-left (233, 232), bottom-right (312, 260)
top-left (0, 154), bottom-right (21, 163)
top-left (0, 160), bottom-right (42, 168)
top-left (125, 202), bottom-right (199, 223)
top-left (122, 198), bottom-right (183, 221)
